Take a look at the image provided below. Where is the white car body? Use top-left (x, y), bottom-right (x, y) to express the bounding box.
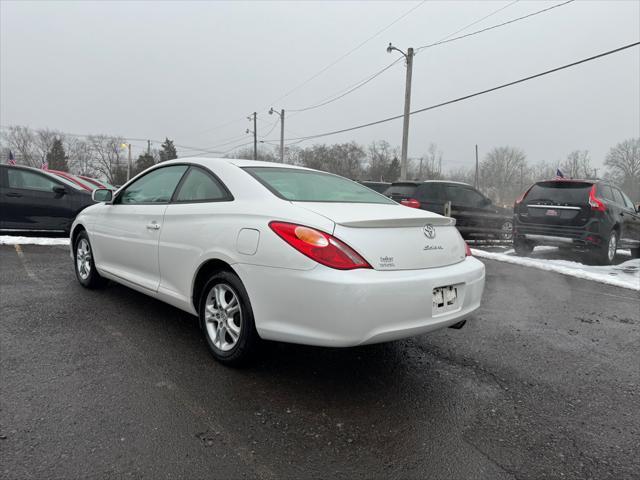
top-left (70, 158), bottom-right (485, 347)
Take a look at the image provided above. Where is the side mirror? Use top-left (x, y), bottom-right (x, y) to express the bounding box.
top-left (52, 185), bottom-right (67, 195)
top-left (92, 188), bottom-right (113, 203)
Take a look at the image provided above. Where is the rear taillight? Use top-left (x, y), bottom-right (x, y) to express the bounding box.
top-left (588, 185), bottom-right (606, 212)
top-left (269, 222), bottom-right (371, 270)
top-left (464, 242), bottom-right (472, 257)
top-left (400, 198), bottom-right (421, 209)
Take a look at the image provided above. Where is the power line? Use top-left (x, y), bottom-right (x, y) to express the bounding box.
top-left (283, 0), bottom-right (569, 115)
top-left (268, 41), bottom-right (639, 145)
top-left (267, 0), bottom-right (427, 107)
top-left (416, 0), bottom-right (575, 52)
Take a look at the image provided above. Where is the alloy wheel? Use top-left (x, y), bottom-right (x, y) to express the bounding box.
top-left (501, 220), bottom-right (513, 241)
top-left (76, 238), bottom-right (92, 280)
top-left (204, 283), bottom-right (242, 352)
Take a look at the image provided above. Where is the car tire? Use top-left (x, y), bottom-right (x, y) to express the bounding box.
top-left (199, 271), bottom-right (259, 367)
top-left (591, 230), bottom-right (618, 265)
top-left (74, 231), bottom-right (107, 289)
top-left (499, 219), bottom-right (513, 242)
top-left (513, 238), bottom-right (533, 256)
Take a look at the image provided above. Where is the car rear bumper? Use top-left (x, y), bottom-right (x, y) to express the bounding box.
top-left (234, 257), bottom-right (485, 347)
top-left (514, 220), bottom-right (604, 247)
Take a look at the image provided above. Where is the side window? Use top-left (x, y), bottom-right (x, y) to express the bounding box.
top-left (620, 190), bottom-right (635, 210)
top-left (598, 184), bottom-right (614, 202)
top-left (611, 188), bottom-right (625, 206)
top-left (7, 169), bottom-right (58, 192)
top-left (174, 167), bottom-right (231, 203)
top-left (461, 188), bottom-right (486, 206)
top-left (416, 183), bottom-right (444, 201)
top-left (117, 165), bottom-right (188, 205)
top-left (445, 186), bottom-right (463, 204)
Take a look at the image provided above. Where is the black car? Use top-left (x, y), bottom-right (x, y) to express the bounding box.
top-left (0, 164), bottom-right (95, 236)
top-left (513, 179), bottom-right (640, 264)
top-left (384, 181), bottom-right (513, 240)
top-left (359, 180), bottom-right (391, 194)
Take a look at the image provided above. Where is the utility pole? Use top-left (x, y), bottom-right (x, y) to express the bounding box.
top-left (279, 109), bottom-right (285, 163)
top-left (474, 144), bottom-right (479, 189)
top-left (253, 112), bottom-right (257, 160)
top-left (147, 140), bottom-right (151, 155)
top-left (387, 44), bottom-right (414, 180)
top-left (269, 107), bottom-right (285, 163)
top-left (127, 143), bottom-right (132, 180)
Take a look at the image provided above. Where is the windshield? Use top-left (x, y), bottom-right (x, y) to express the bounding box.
top-left (245, 167), bottom-right (395, 204)
top-left (524, 181), bottom-right (593, 205)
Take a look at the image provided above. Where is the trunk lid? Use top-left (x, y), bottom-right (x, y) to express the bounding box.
top-left (517, 181), bottom-right (593, 226)
top-left (295, 202), bottom-right (466, 270)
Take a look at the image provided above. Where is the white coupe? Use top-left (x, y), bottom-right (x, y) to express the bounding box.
top-left (71, 158), bottom-right (485, 365)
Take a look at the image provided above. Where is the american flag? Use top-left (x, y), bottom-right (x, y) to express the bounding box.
top-left (41, 158), bottom-right (48, 170)
top-left (7, 150), bottom-right (16, 165)
top-left (555, 168), bottom-right (564, 179)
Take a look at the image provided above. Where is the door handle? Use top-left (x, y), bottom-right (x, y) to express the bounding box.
top-left (6, 192), bottom-right (22, 198)
top-left (146, 222), bottom-right (161, 230)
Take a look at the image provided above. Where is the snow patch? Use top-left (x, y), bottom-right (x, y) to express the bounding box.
top-left (472, 247), bottom-right (639, 291)
top-left (0, 235), bottom-right (70, 246)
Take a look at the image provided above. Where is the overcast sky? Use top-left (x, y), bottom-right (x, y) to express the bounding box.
top-left (1, 0), bottom-right (639, 170)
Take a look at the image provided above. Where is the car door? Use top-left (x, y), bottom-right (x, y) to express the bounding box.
top-left (90, 164), bottom-right (188, 292)
top-left (444, 185), bottom-right (474, 236)
top-left (612, 187), bottom-right (640, 249)
top-left (1, 166), bottom-right (73, 232)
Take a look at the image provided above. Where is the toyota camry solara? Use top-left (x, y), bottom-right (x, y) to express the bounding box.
top-left (71, 158), bottom-right (485, 365)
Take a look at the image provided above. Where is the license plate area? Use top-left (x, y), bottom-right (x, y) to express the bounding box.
top-left (432, 285), bottom-right (460, 316)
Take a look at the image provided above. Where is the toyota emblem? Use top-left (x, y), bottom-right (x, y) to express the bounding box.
top-left (423, 224), bottom-right (436, 239)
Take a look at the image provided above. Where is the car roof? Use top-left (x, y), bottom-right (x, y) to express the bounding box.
top-left (390, 180), bottom-right (472, 187)
top-left (164, 157), bottom-right (311, 171)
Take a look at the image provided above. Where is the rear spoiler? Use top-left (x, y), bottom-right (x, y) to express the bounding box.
top-left (338, 216), bottom-right (456, 228)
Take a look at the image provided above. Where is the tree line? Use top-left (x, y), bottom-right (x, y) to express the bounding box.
top-left (0, 126), bottom-right (177, 185)
top-left (2, 125), bottom-right (637, 204)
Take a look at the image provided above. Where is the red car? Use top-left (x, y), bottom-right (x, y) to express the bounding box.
top-left (48, 170), bottom-right (94, 192)
top-left (78, 175), bottom-right (116, 190)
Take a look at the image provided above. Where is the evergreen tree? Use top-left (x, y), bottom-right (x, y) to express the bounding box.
top-left (158, 138), bottom-right (178, 162)
top-left (46, 138), bottom-right (68, 171)
top-left (135, 152), bottom-right (155, 175)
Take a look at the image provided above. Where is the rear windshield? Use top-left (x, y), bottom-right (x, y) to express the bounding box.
top-left (385, 184), bottom-right (418, 197)
top-left (245, 167), bottom-right (395, 204)
top-left (525, 181), bottom-right (592, 205)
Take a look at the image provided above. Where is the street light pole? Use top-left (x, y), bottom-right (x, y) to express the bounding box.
top-left (252, 112), bottom-right (257, 160)
top-left (269, 107), bottom-right (285, 163)
top-left (387, 43), bottom-right (414, 181)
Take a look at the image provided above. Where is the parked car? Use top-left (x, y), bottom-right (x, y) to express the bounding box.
top-left (71, 158), bottom-right (485, 365)
top-left (48, 169), bottom-right (94, 192)
top-left (513, 179), bottom-right (640, 264)
top-left (359, 180), bottom-right (391, 193)
top-left (0, 164), bottom-right (95, 235)
top-left (384, 181), bottom-right (513, 241)
top-left (78, 175), bottom-right (116, 191)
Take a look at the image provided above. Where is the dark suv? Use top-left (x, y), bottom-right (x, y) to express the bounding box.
top-left (0, 164), bottom-right (95, 235)
top-left (513, 179), bottom-right (640, 264)
top-left (384, 181), bottom-right (513, 240)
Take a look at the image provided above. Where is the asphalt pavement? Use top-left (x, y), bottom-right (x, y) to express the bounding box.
top-left (1, 244), bottom-right (638, 480)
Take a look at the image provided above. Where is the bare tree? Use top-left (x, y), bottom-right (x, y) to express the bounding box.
top-left (411, 143), bottom-right (443, 180)
top-left (88, 135), bottom-right (127, 185)
top-left (366, 141), bottom-right (395, 181)
top-left (65, 137), bottom-right (96, 176)
top-left (480, 146), bottom-right (527, 205)
top-left (605, 138), bottom-right (640, 201)
top-left (1, 125), bottom-right (37, 166)
top-left (33, 129), bottom-right (63, 165)
top-left (561, 150), bottom-right (593, 179)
